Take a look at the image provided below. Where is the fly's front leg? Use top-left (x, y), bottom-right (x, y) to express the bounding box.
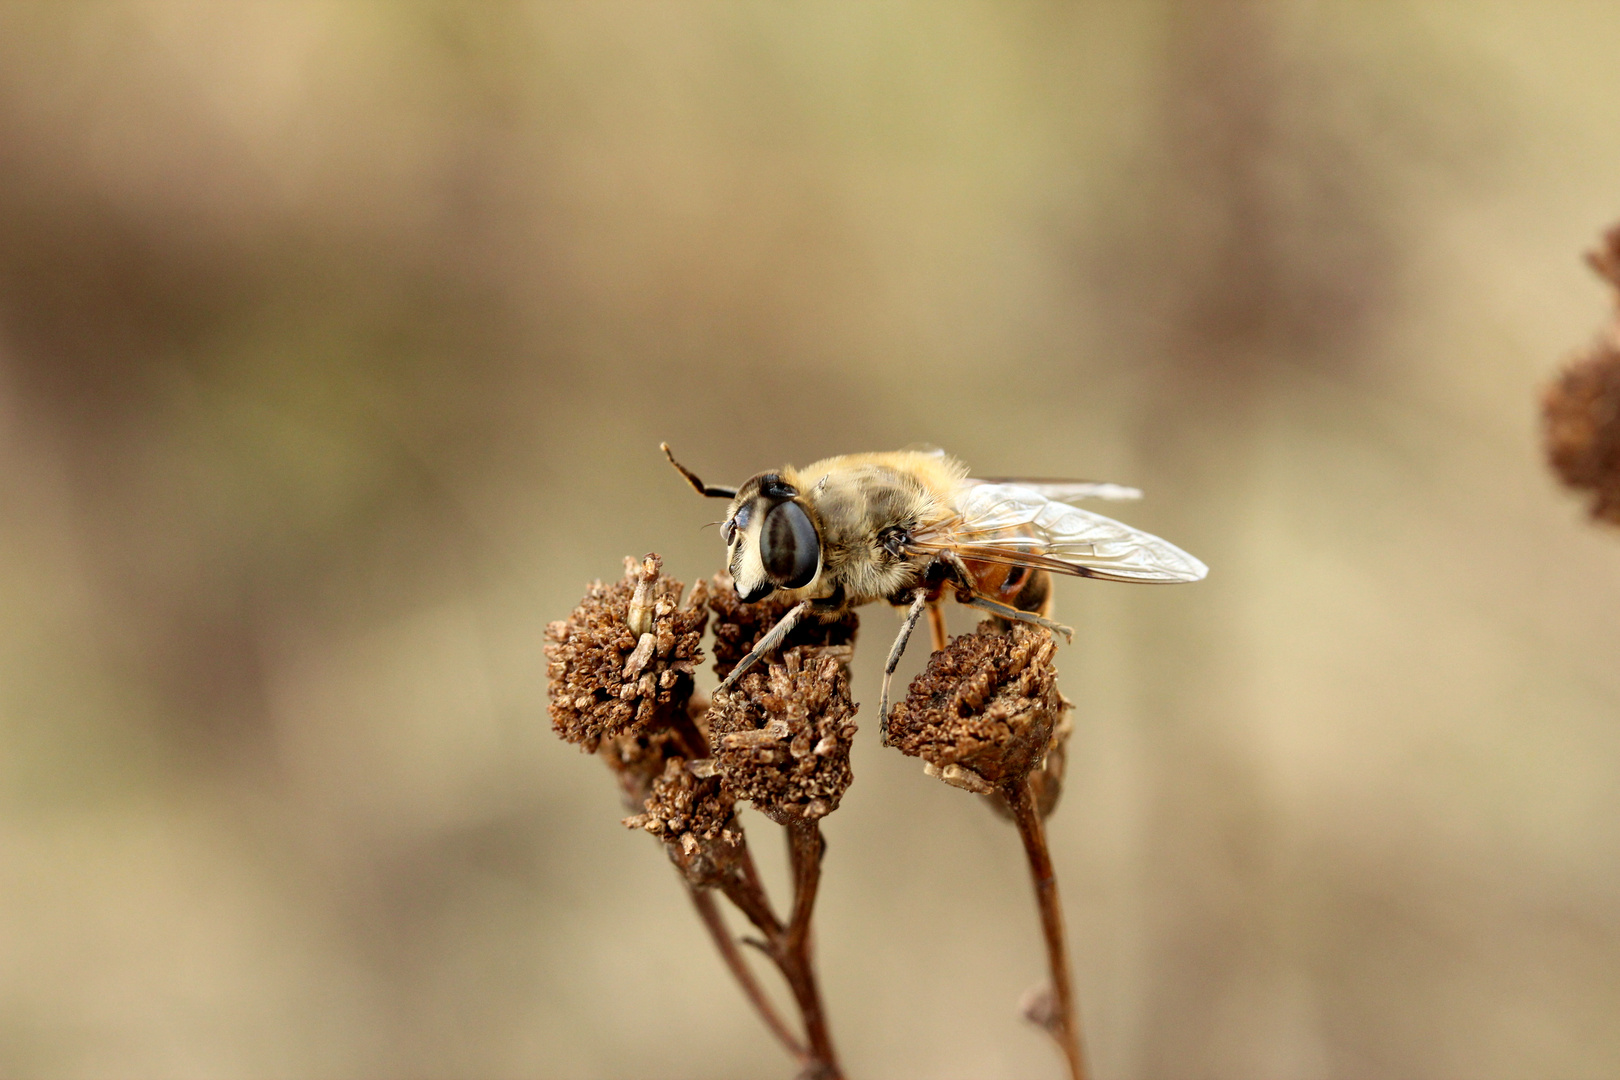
top-left (716, 600), bottom-right (812, 692)
top-left (879, 591), bottom-right (930, 743)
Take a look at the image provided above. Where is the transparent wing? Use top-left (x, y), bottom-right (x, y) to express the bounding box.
top-left (910, 482), bottom-right (1208, 584)
top-left (899, 442), bottom-right (949, 458)
top-left (970, 477), bottom-right (1143, 503)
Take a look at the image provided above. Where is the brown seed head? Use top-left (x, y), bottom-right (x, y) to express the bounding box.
top-left (546, 554), bottom-right (708, 752)
top-left (984, 705), bottom-right (1074, 821)
top-left (1586, 222), bottom-right (1620, 292)
top-left (707, 647), bottom-right (858, 825)
top-left (623, 754), bottom-right (744, 886)
top-left (1545, 224), bottom-right (1620, 526)
top-left (599, 693), bottom-right (719, 799)
top-left (600, 720), bottom-right (687, 812)
top-left (1544, 343), bottom-right (1620, 524)
top-left (708, 571), bottom-right (858, 680)
top-left (887, 622), bottom-right (1065, 791)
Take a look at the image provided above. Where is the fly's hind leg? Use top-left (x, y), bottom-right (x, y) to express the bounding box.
top-left (927, 602), bottom-right (948, 653)
top-left (879, 591), bottom-right (930, 744)
top-left (959, 590), bottom-right (1073, 642)
top-left (1012, 566), bottom-right (1053, 621)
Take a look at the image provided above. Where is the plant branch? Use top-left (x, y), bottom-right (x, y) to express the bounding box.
top-left (688, 885), bottom-right (807, 1063)
top-left (1005, 776), bottom-right (1087, 1080)
top-left (719, 845), bottom-right (785, 938)
top-left (782, 819), bottom-right (839, 1077)
top-left (713, 825), bottom-right (843, 1080)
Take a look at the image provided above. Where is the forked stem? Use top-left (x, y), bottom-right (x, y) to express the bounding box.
top-left (652, 696), bottom-right (833, 1073)
top-left (688, 885), bottom-right (807, 1063)
top-left (1005, 776), bottom-right (1088, 1080)
top-left (784, 819), bottom-right (840, 1076)
top-left (714, 822), bottom-right (843, 1079)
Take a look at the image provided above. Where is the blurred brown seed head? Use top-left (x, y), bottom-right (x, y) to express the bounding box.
top-left (1586, 223), bottom-right (1620, 291)
top-left (887, 623), bottom-right (1065, 792)
top-left (546, 555), bottom-right (709, 752)
top-left (707, 571), bottom-right (858, 680)
top-left (708, 647), bottom-right (858, 825)
top-left (1545, 224), bottom-right (1620, 526)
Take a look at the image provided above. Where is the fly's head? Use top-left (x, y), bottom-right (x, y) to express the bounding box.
top-left (723, 473), bottom-right (822, 603)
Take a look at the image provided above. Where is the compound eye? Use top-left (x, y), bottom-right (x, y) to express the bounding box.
top-left (760, 500), bottom-right (819, 590)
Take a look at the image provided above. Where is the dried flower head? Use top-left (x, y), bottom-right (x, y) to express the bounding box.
top-left (1545, 224), bottom-right (1620, 525)
top-left (1545, 340), bottom-right (1620, 525)
top-left (707, 647), bottom-right (858, 824)
top-left (983, 706), bottom-right (1074, 822)
top-left (707, 572), bottom-right (858, 680)
top-left (623, 754), bottom-right (745, 886)
top-left (546, 554), bottom-right (708, 752)
top-left (887, 622), bottom-right (1065, 792)
top-left (1588, 222), bottom-right (1620, 292)
top-left (597, 674), bottom-right (719, 801)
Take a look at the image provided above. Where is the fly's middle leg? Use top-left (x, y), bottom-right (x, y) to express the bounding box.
top-left (879, 591), bottom-right (930, 743)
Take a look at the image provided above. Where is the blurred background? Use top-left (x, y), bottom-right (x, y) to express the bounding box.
top-left (2, 2), bottom-right (1619, 1077)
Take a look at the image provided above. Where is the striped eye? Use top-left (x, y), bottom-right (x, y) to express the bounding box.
top-left (760, 500), bottom-right (819, 589)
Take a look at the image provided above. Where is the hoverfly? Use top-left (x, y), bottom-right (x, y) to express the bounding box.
top-left (661, 444), bottom-right (1207, 734)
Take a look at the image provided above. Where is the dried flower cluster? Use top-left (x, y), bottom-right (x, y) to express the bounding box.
top-left (886, 621), bottom-right (1066, 792)
top-left (547, 554), bottom-right (858, 1078)
top-left (546, 555), bottom-right (708, 752)
top-left (548, 554), bottom-right (1090, 1080)
top-left (709, 647), bottom-right (858, 824)
top-left (884, 620), bottom-right (1086, 1079)
top-left (1545, 223), bottom-right (1620, 524)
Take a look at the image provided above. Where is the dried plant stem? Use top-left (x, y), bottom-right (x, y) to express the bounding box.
top-left (668, 701), bottom-right (711, 762)
top-left (552, 563), bottom-right (849, 1077)
top-left (1006, 777), bottom-right (1088, 1080)
top-left (715, 827), bottom-right (843, 1080)
top-left (668, 697), bottom-right (832, 1072)
top-left (688, 885), bottom-right (808, 1063)
top-left (784, 820), bottom-right (839, 1077)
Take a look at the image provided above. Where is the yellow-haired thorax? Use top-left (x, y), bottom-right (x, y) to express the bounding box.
top-left (762, 450), bottom-right (970, 609)
top-left (785, 451), bottom-right (969, 497)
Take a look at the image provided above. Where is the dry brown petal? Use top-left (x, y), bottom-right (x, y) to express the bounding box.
top-left (887, 622), bottom-right (1065, 790)
top-left (707, 571), bottom-right (858, 680)
top-left (546, 554), bottom-right (708, 751)
top-left (707, 647), bottom-right (857, 824)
